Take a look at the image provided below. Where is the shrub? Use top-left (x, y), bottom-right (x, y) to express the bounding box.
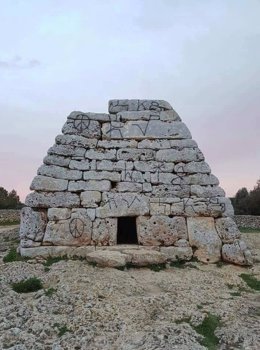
top-left (12, 277), bottom-right (43, 293)
top-left (240, 274), bottom-right (260, 291)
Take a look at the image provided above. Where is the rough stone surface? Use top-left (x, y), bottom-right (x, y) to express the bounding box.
top-left (20, 207), bottom-right (47, 242)
top-left (30, 175), bottom-right (68, 192)
top-left (80, 191), bottom-right (101, 207)
top-left (92, 218), bottom-right (117, 245)
top-left (25, 192), bottom-right (80, 208)
top-left (215, 217), bottom-right (241, 243)
top-left (160, 246), bottom-right (193, 261)
top-left (124, 249), bottom-right (167, 266)
top-left (222, 240), bottom-right (253, 265)
top-left (187, 217), bottom-right (222, 263)
top-left (86, 250), bottom-right (128, 267)
top-left (109, 99), bottom-right (173, 113)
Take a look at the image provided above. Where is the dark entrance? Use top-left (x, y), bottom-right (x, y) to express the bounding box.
top-left (117, 217), bottom-right (138, 244)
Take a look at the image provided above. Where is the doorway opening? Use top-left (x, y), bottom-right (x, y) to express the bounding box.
top-left (117, 217), bottom-right (138, 244)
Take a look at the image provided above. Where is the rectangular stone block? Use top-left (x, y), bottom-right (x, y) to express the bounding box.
top-left (69, 160), bottom-right (90, 170)
top-left (134, 161), bottom-right (174, 173)
top-left (174, 161), bottom-right (211, 174)
top-left (97, 140), bottom-right (137, 149)
top-left (150, 202), bottom-right (171, 215)
top-left (152, 185), bottom-right (190, 198)
top-left (121, 170), bottom-right (151, 183)
top-left (115, 182), bottom-right (143, 192)
top-left (85, 149), bottom-right (117, 160)
top-left (156, 148), bottom-right (204, 162)
top-left (38, 165), bottom-right (82, 180)
top-left (55, 134), bottom-right (97, 148)
top-left (102, 120), bottom-right (191, 140)
top-left (92, 218), bottom-right (117, 245)
top-left (62, 115), bottom-right (101, 139)
top-left (68, 180), bottom-right (111, 192)
top-left (30, 175), bottom-right (68, 192)
top-left (185, 174), bottom-right (219, 186)
top-left (96, 193), bottom-right (149, 218)
top-left (96, 160), bottom-right (134, 171)
top-left (67, 111), bottom-right (110, 122)
top-left (115, 110), bottom-right (180, 122)
top-left (83, 171), bottom-right (120, 182)
top-left (20, 207), bottom-right (47, 241)
top-left (190, 185), bottom-right (225, 198)
top-left (137, 139), bottom-right (197, 150)
top-left (80, 191), bottom-right (102, 207)
top-left (25, 192), bottom-right (80, 208)
top-left (48, 144), bottom-right (85, 157)
top-left (44, 155), bottom-right (71, 167)
top-left (108, 99), bottom-right (173, 113)
top-left (117, 149), bottom-right (155, 161)
top-left (48, 208), bottom-right (71, 221)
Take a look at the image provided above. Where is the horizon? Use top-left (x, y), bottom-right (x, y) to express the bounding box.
top-left (0, 0), bottom-right (259, 202)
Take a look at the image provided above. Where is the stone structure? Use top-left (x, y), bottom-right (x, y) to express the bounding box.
top-left (19, 99), bottom-right (253, 266)
top-left (234, 215), bottom-right (260, 229)
top-left (0, 210), bottom-right (20, 225)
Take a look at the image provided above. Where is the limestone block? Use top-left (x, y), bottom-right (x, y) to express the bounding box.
top-left (97, 140), bottom-right (137, 148)
top-left (121, 170), bottom-right (151, 183)
top-left (80, 191), bottom-right (101, 207)
top-left (152, 185), bottom-right (190, 198)
top-left (69, 160), bottom-right (90, 170)
top-left (48, 208), bottom-right (71, 221)
top-left (43, 209), bottom-right (92, 246)
top-left (156, 148), bottom-right (204, 162)
top-left (170, 198), bottom-right (185, 215)
top-left (68, 180), bottom-right (111, 192)
top-left (117, 149), bottom-right (155, 161)
top-left (175, 161), bottom-right (211, 174)
top-left (115, 182), bottom-right (143, 193)
top-left (83, 171), bottom-right (120, 182)
top-left (222, 240), bottom-right (253, 265)
top-left (20, 207), bottom-right (47, 241)
top-left (160, 246), bottom-right (193, 262)
top-left (20, 239), bottom-right (42, 248)
top-left (55, 134), bottom-right (97, 148)
top-left (218, 197), bottom-right (234, 217)
top-left (62, 115), bottom-right (101, 139)
top-left (137, 139), bottom-right (197, 150)
top-left (134, 161), bottom-right (174, 173)
top-left (142, 183), bottom-right (153, 192)
top-left (44, 155), bottom-right (71, 167)
top-left (86, 250), bottom-right (127, 267)
top-left (174, 239), bottom-right (190, 247)
top-left (190, 185), bottom-right (225, 198)
top-left (151, 172), bottom-right (183, 185)
top-left (85, 149), bottom-right (117, 160)
top-left (124, 249), bottom-right (167, 266)
top-left (187, 217), bottom-right (222, 263)
top-left (48, 144), bottom-right (85, 157)
top-left (102, 120), bottom-right (191, 140)
top-left (20, 246), bottom-right (95, 258)
top-left (150, 202), bottom-right (171, 215)
top-left (30, 175), bottom-right (68, 192)
top-left (170, 198), bottom-right (224, 218)
top-left (137, 216), bottom-right (188, 246)
top-left (215, 217), bottom-right (241, 243)
top-left (185, 174), bottom-right (219, 186)
top-left (116, 110), bottom-right (180, 122)
top-left (67, 111), bottom-right (110, 122)
top-left (97, 160), bottom-right (133, 171)
top-left (38, 165), bottom-right (82, 180)
top-left (96, 193), bottom-right (149, 218)
top-left (92, 218), bottom-right (117, 245)
top-left (25, 192), bottom-right (80, 208)
top-left (86, 208), bottom-right (96, 221)
top-left (109, 99), bottom-right (173, 113)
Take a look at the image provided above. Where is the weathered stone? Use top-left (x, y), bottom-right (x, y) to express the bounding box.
top-left (25, 192), bottom-right (80, 208)
top-left (150, 202), bottom-right (171, 215)
top-left (38, 165), bottom-right (82, 180)
top-left (20, 246), bottom-right (95, 258)
top-left (48, 208), bottom-right (71, 221)
top-left (138, 139), bottom-right (197, 150)
top-left (92, 218), bottom-right (117, 245)
top-left (48, 144), bottom-right (85, 157)
top-left (115, 182), bottom-right (143, 193)
top-left (20, 207), bottom-right (47, 241)
top-left (116, 110), bottom-right (180, 122)
top-left (43, 155), bottom-right (71, 167)
top-left (175, 161), bottom-right (211, 174)
top-left (20, 238), bottom-right (42, 248)
top-left (109, 99), bottom-right (173, 113)
top-left (102, 120), bottom-right (191, 140)
top-left (187, 217), bottom-right (222, 263)
top-left (69, 160), bottom-right (90, 170)
top-left (156, 148), bottom-right (204, 162)
top-left (96, 193), bottom-right (149, 218)
top-left (137, 216), bottom-right (188, 246)
top-left (152, 185), bottom-right (190, 198)
top-left (134, 161), bottom-right (174, 173)
top-left (121, 170), bottom-right (151, 183)
top-left (97, 140), bottom-right (137, 149)
top-left (80, 191), bottom-right (101, 207)
top-left (160, 246), bottom-right (193, 261)
top-left (30, 175), bottom-right (68, 192)
top-left (83, 171), bottom-right (120, 182)
top-left (174, 239), bottom-right (190, 247)
top-left (185, 174), bottom-right (219, 186)
top-left (124, 249), bottom-right (167, 266)
top-left (55, 134), bottom-right (97, 148)
top-left (215, 217), bottom-right (241, 243)
top-left (67, 111), bottom-right (110, 122)
top-left (190, 185), bottom-right (225, 198)
top-left (96, 160), bottom-right (133, 171)
top-left (85, 149), bottom-right (116, 160)
top-left (218, 197), bottom-right (234, 217)
top-left (222, 240), bottom-right (253, 266)
top-left (68, 180), bottom-right (111, 192)
top-left (117, 148), bottom-right (155, 161)
top-left (62, 115), bottom-right (101, 139)
top-left (86, 250), bottom-right (128, 267)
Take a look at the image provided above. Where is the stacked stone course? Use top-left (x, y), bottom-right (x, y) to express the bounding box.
top-left (20, 99), bottom-right (252, 266)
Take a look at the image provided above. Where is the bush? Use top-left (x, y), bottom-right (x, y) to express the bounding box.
top-left (3, 248), bottom-right (27, 263)
top-left (12, 277), bottom-right (43, 293)
top-left (240, 274), bottom-right (260, 291)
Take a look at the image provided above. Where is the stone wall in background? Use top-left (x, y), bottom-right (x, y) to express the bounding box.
top-left (0, 210), bottom-right (20, 224)
top-left (234, 215), bottom-right (260, 229)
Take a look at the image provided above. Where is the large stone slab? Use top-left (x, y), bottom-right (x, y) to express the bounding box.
top-left (30, 175), bottom-right (68, 192)
top-left (222, 240), bottom-right (253, 266)
top-left (43, 155), bottom-right (71, 167)
top-left (68, 180), bottom-right (111, 192)
top-left (48, 144), bottom-right (85, 157)
top-left (152, 185), bottom-right (190, 198)
top-left (137, 139), bottom-right (198, 150)
top-left (190, 185), bottom-right (225, 198)
top-left (102, 120), bottom-right (191, 140)
top-left (20, 207), bottom-right (47, 241)
top-left (25, 192), bottom-right (80, 208)
top-left (156, 148), bottom-right (204, 162)
top-left (80, 191), bottom-right (101, 207)
top-left (137, 216), bottom-right (188, 246)
top-left (215, 217), bottom-right (241, 243)
top-left (96, 193), bottom-right (150, 218)
top-left (92, 218), bottom-right (117, 246)
top-left (55, 134), bottom-right (97, 148)
top-left (160, 246), bottom-right (193, 262)
top-left (124, 249), bottom-right (167, 266)
top-left (69, 160), bottom-right (90, 170)
top-left (187, 217), bottom-right (222, 263)
top-left (97, 160), bottom-right (133, 171)
top-left (38, 165), bottom-right (82, 180)
top-left (86, 250), bottom-right (128, 267)
top-left (62, 114), bottom-right (101, 138)
top-left (109, 99), bottom-right (173, 113)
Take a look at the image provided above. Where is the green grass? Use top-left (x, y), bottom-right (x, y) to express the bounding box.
top-left (170, 260), bottom-right (187, 268)
top-left (54, 323), bottom-right (70, 337)
top-left (3, 247), bottom-right (29, 263)
top-left (43, 256), bottom-right (68, 267)
top-left (0, 220), bottom-right (20, 226)
top-left (239, 227), bottom-right (260, 233)
top-left (240, 274), bottom-right (260, 291)
top-left (148, 263), bottom-right (166, 272)
top-left (194, 313), bottom-right (221, 350)
top-left (12, 277), bottom-right (43, 293)
top-left (44, 287), bottom-right (56, 297)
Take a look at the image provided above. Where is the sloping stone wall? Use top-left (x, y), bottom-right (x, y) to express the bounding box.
top-left (0, 210), bottom-right (20, 224)
top-left (234, 215), bottom-right (260, 229)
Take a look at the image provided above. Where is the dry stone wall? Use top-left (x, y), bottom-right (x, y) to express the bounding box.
top-left (20, 99), bottom-right (253, 266)
top-left (234, 215), bottom-right (260, 229)
top-left (0, 210), bottom-right (20, 224)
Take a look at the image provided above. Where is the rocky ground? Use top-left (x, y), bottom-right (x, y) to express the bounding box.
top-left (0, 226), bottom-right (259, 350)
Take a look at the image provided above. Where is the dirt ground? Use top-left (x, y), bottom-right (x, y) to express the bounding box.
top-left (0, 226), bottom-right (259, 350)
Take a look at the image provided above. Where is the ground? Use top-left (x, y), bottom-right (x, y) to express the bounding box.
top-left (0, 225), bottom-right (259, 350)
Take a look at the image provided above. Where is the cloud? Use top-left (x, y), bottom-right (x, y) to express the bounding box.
top-left (0, 55), bottom-right (40, 69)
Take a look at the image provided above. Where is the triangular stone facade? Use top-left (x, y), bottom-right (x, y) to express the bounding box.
top-left (19, 99), bottom-right (252, 266)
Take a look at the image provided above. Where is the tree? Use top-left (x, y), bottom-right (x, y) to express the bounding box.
top-left (0, 187), bottom-right (22, 209)
top-left (232, 179), bottom-right (260, 215)
top-left (248, 179), bottom-right (260, 215)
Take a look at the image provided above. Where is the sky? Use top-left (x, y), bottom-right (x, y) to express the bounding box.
top-left (0, 0), bottom-right (259, 202)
